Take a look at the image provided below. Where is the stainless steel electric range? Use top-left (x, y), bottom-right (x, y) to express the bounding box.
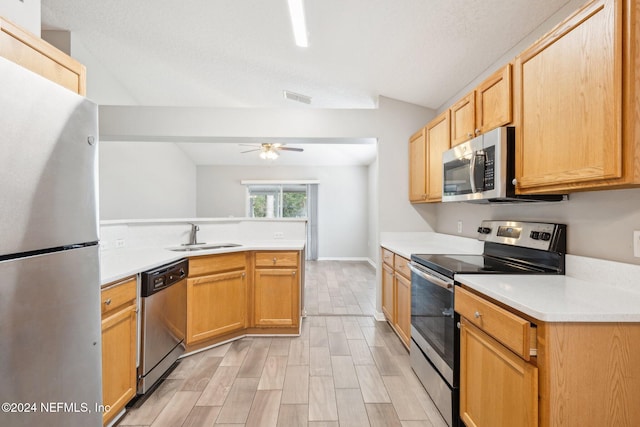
top-left (408, 220), bottom-right (566, 427)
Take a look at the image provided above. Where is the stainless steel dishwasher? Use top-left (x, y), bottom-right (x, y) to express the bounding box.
top-left (139, 258), bottom-right (188, 394)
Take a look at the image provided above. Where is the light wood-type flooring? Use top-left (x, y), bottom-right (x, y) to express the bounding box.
top-left (117, 261), bottom-right (446, 427)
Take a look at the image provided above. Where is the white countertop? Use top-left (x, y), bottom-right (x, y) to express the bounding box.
top-left (380, 232), bottom-right (484, 259)
top-left (100, 240), bottom-right (306, 285)
top-left (456, 274), bottom-right (640, 323)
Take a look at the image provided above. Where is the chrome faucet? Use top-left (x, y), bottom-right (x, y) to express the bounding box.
top-left (188, 223), bottom-right (200, 245)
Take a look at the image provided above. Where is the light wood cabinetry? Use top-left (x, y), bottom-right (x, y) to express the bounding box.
top-left (409, 111), bottom-right (450, 203)
top-left (254, 251), bottom-right (300, 328)
top-left (186, 253), bottom-right (247, 345)
top-left (101, 276), bottom-right (137, 426)
top-left (450, 64), bottom-right (512, 146)
top-left (460, 318), bottom-right (538, 427)
top-left (513, 0), bottom-right (640, 193)
top-left (0, 16), bottom-right (86, 95)
top-left (408, 128), bottom-right (427, 202)
top-left (450, 92), bottom-right (476, 146)
top-left (380, 247), bottom-right (411, 348)
top-left (456, 285), bottom-right (640, 427)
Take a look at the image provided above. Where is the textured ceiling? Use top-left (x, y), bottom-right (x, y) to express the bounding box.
top-left (40, 0), bottom-right (570, 109)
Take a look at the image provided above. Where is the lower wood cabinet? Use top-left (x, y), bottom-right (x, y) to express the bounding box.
top-left (380, 247), bottom-right (411, 348)
top-left (186, 253), bottom-right (247, 345)
top-left (460, 318), bottom-right (538, 427)
top-left (254, 251), bottom-right (300, 328)
top-left (101, 276), bottom-right (137, 426)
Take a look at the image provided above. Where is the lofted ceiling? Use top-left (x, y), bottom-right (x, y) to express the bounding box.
top-left (40, 0), bottom-right (569, 166)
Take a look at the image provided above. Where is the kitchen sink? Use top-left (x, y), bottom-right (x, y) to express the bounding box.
top-left (168, 243), bottom-right (242, 252)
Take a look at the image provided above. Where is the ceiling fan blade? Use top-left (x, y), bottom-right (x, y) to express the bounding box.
top-left (279, 147), bottom-right (304, 152)
top-left (240, 149), bottom-right (261, 153)
top-left (239, 144), bottom-right (260, 147)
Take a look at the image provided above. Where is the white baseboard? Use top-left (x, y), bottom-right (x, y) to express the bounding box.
top-left (373, 311), bottom-right (386, 322)
top-left (366, 258), bottom-right (376, 268)
top-left (316, 257), bottom-right (371, 262)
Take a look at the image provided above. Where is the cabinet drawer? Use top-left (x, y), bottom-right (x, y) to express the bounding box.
top-left (455, 286), bottom-right (535, 360)
top-left (101, 276), bottom-right (136, 317)
top-left (381, 248), bottom-right (394, 266)
top-left (189, 252), bottom-right (246, 277)
top-left (255, 251), bottom-right (298, 268)
top-left (394, 254), bottom-right (411, 279)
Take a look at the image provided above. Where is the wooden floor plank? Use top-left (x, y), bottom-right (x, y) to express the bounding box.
top-left (288, 338), bottom-right (310, 366)
top-left (258, 356), bottom-right (288, 390)
top-left (118, 379), bottom-right (182, 425)
top-left (180, 356), bottom-right (222, 391)
top-left (215, 377), bottom-right (259, 424)
top-left (308, 376), bottom-right (338, 421)
top-left (331, 355), bottom-right (360, 389)
top-left (195, 365), bottom-right (239, 406)
top-left (382, 375), bottom-right (428, 421)
top-left (181, 405), bottom-right (220, 427)
top-left (366, 403), bottom-right (403, 427)
top-left (246, 390), bottom-right (282, 427)
top-left (148, 391), bottom-right (200, 427)
top-left (281, 365), bottom-right (310, 404)
top-left (277, 404), bottom-right (308, 427)
top-left (310, 346), bottom-right (333, 376)
top-left (355, 365), bottom-right (391, 403)
top-left (335, 388), bottom-right (370, 427)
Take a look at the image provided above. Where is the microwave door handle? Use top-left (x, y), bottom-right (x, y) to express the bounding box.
top-left (408, 262), bottom-right (454, 292)
top-left (469, 152), bottom-right (477, 193)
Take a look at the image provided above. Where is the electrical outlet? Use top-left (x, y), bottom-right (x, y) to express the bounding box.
top-left (115, 238), bottom-right (126, 248)
top-left (274, 232), bottom-right (284, 239)
top-left (634, 231), bottom-right (640, 257)
top-left (457, 220), bottom-right (463, 234)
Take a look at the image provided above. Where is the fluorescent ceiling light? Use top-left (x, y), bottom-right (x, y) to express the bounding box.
top-left (287, 0), bottom-right (309, 47)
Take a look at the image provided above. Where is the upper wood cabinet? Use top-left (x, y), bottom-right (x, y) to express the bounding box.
top-left (425, 110), bottom-right (451, 202)
top-left (450, 64), bottom-right (512, 146)
top-left (513, 0), bottom-right (640, 194)
top-left (408, 128), bottom-right (427, 202)
top-left (409, 110), bottom-right (450, 203)
top-left (0, 16), bottom-right (86, 95)
top-left (450, 92), bottom-right (476, 146)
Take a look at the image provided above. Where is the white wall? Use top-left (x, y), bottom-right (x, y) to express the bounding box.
top-left (0, 0), bottom-right (40, 36)
top-left (367, 159), bottom-right (379, 264)
top-left (99, 142), bottom-right (197, 220)
top-left (196, 165), bottom-right (369, 259)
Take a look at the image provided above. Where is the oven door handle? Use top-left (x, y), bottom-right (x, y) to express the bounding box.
top-left (408, 262), bottom-right (454, 292)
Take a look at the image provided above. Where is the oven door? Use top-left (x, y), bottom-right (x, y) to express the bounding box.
top-left (409, 261), bottom-right (456, 385)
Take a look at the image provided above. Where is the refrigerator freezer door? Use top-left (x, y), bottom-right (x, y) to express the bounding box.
top-left (0, 57), bottom-right (98, 257)
top-left (0, 245), bottom-right (102, 427)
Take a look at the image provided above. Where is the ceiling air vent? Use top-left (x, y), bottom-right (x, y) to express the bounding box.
top-left (283, 90), bottom-right (311, 104)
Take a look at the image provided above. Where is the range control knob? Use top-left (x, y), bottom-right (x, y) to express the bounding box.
top-left (477, 227), bottom-right (492, 234)
top-left (540, 232), bottom-right (552, 241)
top-left (530, 231), bottom-right (540, 240)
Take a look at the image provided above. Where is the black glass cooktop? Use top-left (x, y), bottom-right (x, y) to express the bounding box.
top-left (410, 253), bottom-right (550, 279)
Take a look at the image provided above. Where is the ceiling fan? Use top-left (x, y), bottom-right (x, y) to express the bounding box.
top-left (240, 143), bottom-right (304, 160)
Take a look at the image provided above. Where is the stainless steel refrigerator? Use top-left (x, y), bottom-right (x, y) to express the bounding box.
top-left (0, 57), bottom-right (102, 426)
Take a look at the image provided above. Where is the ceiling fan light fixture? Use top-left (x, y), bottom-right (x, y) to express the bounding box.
top-left (287, 0), bottom-right (309, 47)
top-left (259, 147), bottom-right (279, 160)
top-left (283, 90), bottom-right (312, 104)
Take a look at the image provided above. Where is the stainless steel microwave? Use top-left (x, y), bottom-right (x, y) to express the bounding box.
top-left (441, 127), bottom-right (564, 203)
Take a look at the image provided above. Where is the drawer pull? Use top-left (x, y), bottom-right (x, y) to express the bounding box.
top-left (474, 311), bottom-right (482, 318)
top-left (104, 298), bottom-right (112, 306)
top-left (273, 257), bottom-right (277, 264)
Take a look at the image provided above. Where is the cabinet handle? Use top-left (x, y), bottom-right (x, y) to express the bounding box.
top-left (273, 257), bottom-right (277, 264)
top-left (467, 132), bottom-right (473, 138)
top-left (292, 271), bottom-right (296, 276)
top-left (474, 311), bottom-right (482, 318)
top-left (475, 128), bottom-right (481, 135)
top-left (242, 272), bottom-right (246, 278)
top-left (512, 178), bottom-right (518, 186)
top-left (104, 298), bottom-right (112, 306)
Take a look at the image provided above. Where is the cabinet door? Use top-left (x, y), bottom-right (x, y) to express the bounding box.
top-left (476, 64), bottom-right (512, 134)
top-left (254, 268), bottom-right (299, 327)
top-left (460, 318), bottom-right (538, 427)
top-left (381, 263), bottom-right (394, 322)
top-left (409, 128), bottom-right (427, 202)
top-left (394, 272), bottom-right (411, 347)
top-left (186, 270), bottom-right (247, 344)
top-left (0, 17), bottom-right (86, 95)
top-left (425, 110), bottom-right (451, 202)
top-left (450, 92), bottom-right (476, 146)
top-left (102, 305), bottom-right (137, 425)
top-left (514, 0), bottom-right (621, 193)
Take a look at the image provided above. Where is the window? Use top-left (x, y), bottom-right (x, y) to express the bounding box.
top-left (247, 184), bottom-right (308, 218)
